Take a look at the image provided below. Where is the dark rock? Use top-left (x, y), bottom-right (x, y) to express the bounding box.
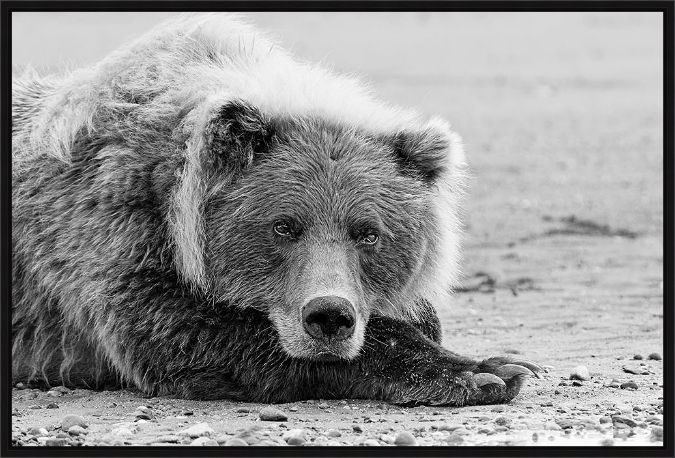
top-left (259, 406), bottom-right (288, 421)
top-left (648, 353), bottom-right (662, 361)
top-left (620, 381), bottom-right (638, 390)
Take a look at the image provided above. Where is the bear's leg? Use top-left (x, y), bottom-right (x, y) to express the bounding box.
top-left (408, 299), bottom-right (443, 344)
top-left (86, 271), bottom-right (542, 405)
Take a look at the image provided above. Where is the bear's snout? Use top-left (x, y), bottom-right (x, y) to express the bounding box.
top-left (302, 296), bottom-right (355, 341)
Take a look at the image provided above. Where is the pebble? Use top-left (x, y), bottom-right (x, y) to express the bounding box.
top-left (363, 439), bottom-right (381, 446)
top-left (61, 415), bottom-right (87, 430)
top-left (633, 354), bottom-right (643, 360)
top-left (191, 437), bottom-right (218, 446)
top-left (317, 402), bottom-right (329, 409)
top-left (235, 407), bottom-right (250, 413)
top-left (556, 419), bottom-right (574, 429)
top-left (620, 381), bottom-right (638, 390)
top-left (180, 422), bottom-right (214, 438)
top-left (326, 429), bottom-right (341, 437)
top-left (45, 403), bottom-right (59, 409)
top-left (14, 382), bottom-right (26, 390)
top-left (28, 427), bottom-right (49, 437)
top-left (600, 438), bottom-right (614, 446)
top-left (225, 438), bottom-right (249, 446)
top-left (283, 429), bottom-right (307, 446)
top-left (352, 424), bottom-right (363, 433)
top-left (611, 416), bottom-right (637, 428)
top-left (288, 406), bottom-right (299, 412)
top-left (45, 438), bottom-right (69, 447)
top-left (494, 417), bottom-right (511, 427)
top-left (622, 365), bottom-right (649, 375)
top-left (599, 416), bottom-right (612, 424)
top-left (259, 406), bottom-right (288, 421)
top-left (490, 405), bottom-right (505, 412)
top-left (67, 425), bottom-right (87, 436)
top-left (156, 435), bottom-right (181, 443)
top-left (648, 352), bottom-right (662, 361)
top-left (572, 380), bottom-right (584, 387)
top-left (46, 390), bottom-right (62, 397)
top-left (570, 365), bottom-right (590, 381)
top-left (394, 431), bottom-right (417, 446)
top-left (651, 426), bottom-right (663, 442)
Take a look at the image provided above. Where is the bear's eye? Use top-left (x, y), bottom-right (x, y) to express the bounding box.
top-left (359, 232), bottom-right (379, 246)
top-left (273, 221), bottom-right (293, 237)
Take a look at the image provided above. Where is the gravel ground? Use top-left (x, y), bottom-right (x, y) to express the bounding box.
top-left (11, 12), bottom-right (664, 447)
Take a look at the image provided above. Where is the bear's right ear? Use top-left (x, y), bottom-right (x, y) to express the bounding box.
top-left (204, 99), bottom-right (275, 174)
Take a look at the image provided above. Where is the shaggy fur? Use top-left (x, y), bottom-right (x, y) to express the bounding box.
top-left (12, 13), bottom-right (541, 404)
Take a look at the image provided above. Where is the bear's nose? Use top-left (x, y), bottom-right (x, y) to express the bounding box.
top-left (302, 296), bottom-right (355, 341)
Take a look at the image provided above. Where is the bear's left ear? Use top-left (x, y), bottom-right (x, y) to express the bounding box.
top-left (386, 117), bottom-right (465, 184)
top-left (204, 99), bottom-right (275, 174)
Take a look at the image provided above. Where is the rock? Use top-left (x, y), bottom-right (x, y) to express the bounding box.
top-left (259, 406), bottom-right (288, 421)
top-left (326, 429), bottom-right (341, 438)
top-left (570, 365), bottom-right (590, 381)
top-left (61, 415), bottom-right (87, 430)
top-left (180, 422), bottom-right (214, 438)
top-left (651, 426), bottom-right (663, 442)
top-left (46, 403), bottom-right (59, 409)
top-left (394, 431), bottom-right (417, 446)
top-left (45, 438), bottom-right (69, 446)
top-left (622, 365), bottom-right (649, 375)
top-left (363, 439), bottom-right (381, 446)
top-left (611, 416), bottom-right (637, 428)
top-left (289, 406), bottom-right (299, 412)
top-left (283, 429), bottom-right (307, 446)
top-left (14, 382), bottom-right (26, 390)
top-left (191, 437), bottom-right (218, 446)
top-left (225, 438), bottom-right (249, 446)
top-left (490, 405), bottom-right (505, 412)
top-left (28, 427), bottom-right (49, 437)
top-left (156, 435), bottom-right (181, 443)
top-left (235, 407), bottom-right (250, 413)
top-left (67, 425), bottom-right (87, 436)
top-left (646, 415), bottom-right (663, 426)
top-left (620, 381), bottom-right (638, 390)
top-left (352, 424), bottom-right (363, 433)
top-left (648, 352), bottom-right (662, 361)
top-left (556, 419), bottom-right (574, 429)
top-left (317, 402), bottom-right (329, 409)
top-left (600, 438), bottom-right (614, 446)
top-left (572, 380), bottom-right (584, 386)
top-left (633, 354), bottom-right (643, 360)
top-left (494, 417), bottom-right (511, 427)
top-left (599, 416), bottom-right (612, 424)
top-left (46, 390), bottom-right (62, 397)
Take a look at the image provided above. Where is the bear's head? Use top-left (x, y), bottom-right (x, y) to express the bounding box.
top-left (174, 98), bottom-right (466, 360)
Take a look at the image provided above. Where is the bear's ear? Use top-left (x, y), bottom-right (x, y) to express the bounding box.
top-left (386, 118), bottom-right (464, 184)
top-left (205, 99), bottom-right (275, 174)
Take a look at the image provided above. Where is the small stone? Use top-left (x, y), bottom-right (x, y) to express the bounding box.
top-left (611, 416), bottom-right (637, 428)
top-left (633, 354), bottom-right (643, 360)
top-left (259, 406), bottom-right (288, 421)
top-left (61, 415), bottom-right (87, 430)
top-left (620, 381), bottom-right (638, 390)
top-left (283, 429), bottom-right (307, 446)
top-left (572, 380), bottom-right (584, 387)
top-left (191, 437), bottom-right (218, 446)
top-left (490, 405), bottom-right (505, 412)
top-left (317, 402), bottom-right (329, 409)
top-left (28, 427), bottom-right (49, 437)
top-left (225, 438), bottom-right (249, 446)
top-left (14, 382), bottom-right (26, 390)
top-left (46, 403), bottom-right (59, 409)
top-left (68, 425), bottom-right (87, 436)
top-left (599, 416), bottom-right (612, 424)
top-left (363, 439), bottom-right (381, 446)
top-left (326, 429), bottom-right (341, 438)
top-left (46, 390), bottom-right (62, 397)
top-left (235, 407), bottom-right (250, 413)
top-left (494, 417), bottom-right (511, 427)
top-left (570, 365), bottom-right (590, 381)
top-left (600, 438), bottom-right (614, 446)
top-left (556, 419), bottom-right (574, 429)
top-left (651, 426), bottom-right (663, 442)
top-left (156, 435), bottom-right (181, 443)
top-left (394, 431), bottom-right (417, 446)
top-left (648, 353), bottom-right (662, 361)
top-left (352, 424), bottom-right (363, 433)
top-left (45, 438), bottom-right (69, 446)
top-left (288, 406), bottom-right (299, 412)
top-left (180, 422), bottom-right (214, 438)
top-left (56, 432), bottom-right (70, 438)
top-left (622, 365), bottom-right (649, 375)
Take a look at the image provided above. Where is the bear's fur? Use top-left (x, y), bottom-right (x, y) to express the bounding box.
top-left (12, 13), bottom-right (541, 404)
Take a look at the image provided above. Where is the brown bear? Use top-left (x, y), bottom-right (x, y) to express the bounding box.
top-left (12, 13), bottom-right (542, 404)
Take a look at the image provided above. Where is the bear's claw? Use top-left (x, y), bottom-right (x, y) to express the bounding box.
top-left (474, 372), bottom-right (507, 387)
top-left (494, 363), bottom-right (536, 380)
